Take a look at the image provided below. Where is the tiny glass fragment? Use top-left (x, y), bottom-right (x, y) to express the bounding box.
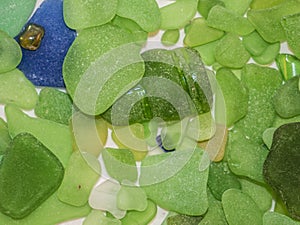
top-left (19, 23), bottom-right (45, 50)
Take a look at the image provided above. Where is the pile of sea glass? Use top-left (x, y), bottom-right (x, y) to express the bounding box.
top-left (0, 0), bottom-right (300, 224)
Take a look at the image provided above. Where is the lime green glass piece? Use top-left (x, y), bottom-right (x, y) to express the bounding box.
top-left (19, 24), bottom-right (45, 51)
top-left (5, 105), bottom-right (73, 167)
top-left (281, 13), bottom-right (300, 59)
top-left (0, 30), bottom-right (22, 73)
top-left (63, 24), bottom-right (145, 115)
top-left (276, 54), bottom-right (300, 81)
top-left (250, 0), bottom-right (286, 9)
top-left (207, 5), bottom-right (254, 36)
top-left (117, 186), bottom-right (148, 211)
top-left (222, 0), bottom-right (252, 15)
top-left (83, 210), bottom-right (121, 225)
top-left (0, 193), bottom-right (91, 225)
top-left (184, 17), bottom-right (224, 47)
top-left (0, 69), bottom-right (37, 110)
top-left (0, 0), bottom-right (36, 37)
top-left (161, 29), bottom-right (180, 46)
top-left (197, 0), bottom-right (225, 18)
top-left (263, 212), bottom-right (300, 225)
top-left (160, 0), bottom-right (198, 30)
top-left (193, 40), bottom-right (219, 66)
top-left (102, 148), bottom-right (138, 183)
top-left (116, 0), bottom-right (160, 32)
top-left (240, 179), bottom-right (273, 212)
top-left (63, 0), bottom-right (117, 30)
top-left (214, 34), bottom-right (250, 68)
top-left (0, 119), bottom-right (11, 156)
top-left (216, 68), bottom-right (248, 127)
top-left (0, 133), bottom-right (64, 219)
top-left (222, 189), bottom-right (263, 225)
top-left (34, 87), bottom-right (73, 125)
top-left (121, 200), bottom-right (157, 225)
top-left (247, 0), bottom-right (300, 43)
top-left (262, 127), bottom-right (276, 149)
top-left (242, 31), bottom-right (269, 56)
top-left (252, 42), bottom-right (280, 65)
top-left (57, 151), bottom-right (100, 207)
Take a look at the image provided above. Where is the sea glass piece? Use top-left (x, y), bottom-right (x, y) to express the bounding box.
top-left (273, 76), bottom-right (300, 118)
top-left (263, 122), bottom-right (300, 220)
top-left (83, 210), bottom-right (121, 225)
top-left (242, 31), bottom-right (269, 56)
top-left (117, 186), bottom-right (148, 211)
top-left (276, 54), bottom-right (300, 81)
top-left (252, 42), bottom-right (280, 65)
top-left (0, 119), bottom-right (11, 156)
top-left (0, 133), bottom-right (64, 219)
top-left (140, 149), bottom-right (209, 215)
top-left (222, 189), bottom-right (263, 225)
top-left (222, 0), bottom-right (252, 15)
top-left (0, 193), bottom-right (91, 225)
top-left (5, 105), bottom-right (73, 167)
top-left (160, 0), bottom-right (198, 29)
top-left (57, 151), bottom-right (100, 207)
top-left (34, 87), bottom-right (73, 125)
top-left (63, 24), bottom-right (144, 115)
top-left (0, 30), bottom-right (22, 73)
top-left (184, 17), bottom-right (224, 47)
top-left (161, 29), bottom-right (180, 46)
top-left (167, 214), bottom-right (203, 225)
top-left (193, 40), bottom-right (219, 66)
top-left (64, 0), bottom-right (117, 30)
top-left (0, 0), bottom-right (36, 37)
top-left (214, 34), bottom-right (250, 68)
top-left (117, 0), bottom-right (160, 32)
top-left (250, 0), bottom-right (286, 9)
top-left (19, 24), bottom-right (45, 50)
top-left (262, 127), bottom-right (276, 149)
top-left (102, 148), bottom-right (138, 183)
top-left (247, 0), bottom-right (300, 43)
top-left (121, 200), bottom-right (157, 225)
top-left (17, 0), bottom-right (76, 87)
top-left (263, 212), bottom-right (300, 225)
top-left (216, 68), bottom-right (248, 127)
top-left (207, 5), bottom-right (254, 35)
top-left (197, 0), bottom-right (225, 18)
top-left (0, 69), bottom-right (38, 110)
top-left (281, 13), bottom-right (300, 59)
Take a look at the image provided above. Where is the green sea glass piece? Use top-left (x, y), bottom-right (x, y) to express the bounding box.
top-left (117, 186), bottom-right (148, 211)
top-left (161, 29), bottom-right (180, 46)
top-left (0, 69), bottom-right (38, 110)
top-left (207, 5), bottom-right (254, 35)
top-left (193, 40), bottom-right (219, 66)
top-left (116, 0), bottom-right (160, 32)
top-left (252, 42), bottom-right (280, 65)
top-left (167, 214), bottom-right (203, 225)
top-left (197, 0), bottom-right (225, 18)
top-left (250, 0), bottom-right (286, 9)
top-left (83, 210), bottom-right (121, 225)
top-left (0, 133), bottom-right (64, 219)
top-left (0, 30), bottom-right (22, 73)
top-left (63, 24), bottom-right (145, 115)
top-left (263, 122), bottom-right (300, 220)
top-left (242, 31), bottom-right (270, 57)
top-left (63, 0), bottom-right (118, 30)
top-left (0, 119), bottom-right (11, 156)
top-left (276, 54), bottom-right (300, 81)
top-left (35, 87), bottom-right (73, 125)
top-left (5, 105), bottom-right (73, 167)
top-left (57, 151), bottom-right (100, 207)
top-left (222, 0), bottom-right (252, 15)
top-left (0, 0), bottom-right (37, 37)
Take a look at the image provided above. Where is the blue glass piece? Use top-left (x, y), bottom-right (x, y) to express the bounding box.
top-left (16, 0), bottom-right (76, 87)
top-left (156, 135), bottom-right (175, 152)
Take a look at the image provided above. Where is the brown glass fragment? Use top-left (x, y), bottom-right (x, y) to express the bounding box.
top-left (19, 23), bottom-right (45, 50)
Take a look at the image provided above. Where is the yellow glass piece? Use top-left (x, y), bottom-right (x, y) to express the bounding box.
top-left (19, 23), bottom-right (45, 50)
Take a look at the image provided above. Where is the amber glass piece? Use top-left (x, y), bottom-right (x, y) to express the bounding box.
top-left (19, 23), bottom-right (45, 50)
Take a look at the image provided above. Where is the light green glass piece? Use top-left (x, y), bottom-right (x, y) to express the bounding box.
top-left (0, 0), bottom-right (36, 37)
top-left (0, 30), bottom-right (22, 73)
top-left (214, 34), bottom-right (250, 68)
top-left (57, 151), bottom-right (100, 207)
top-left (5, 105), bottom-right (73, 167)
top-left (250, 0), bottom-right (286, 9)
top-left (116, 0), bottom-right (160, 32)
top-left (207, 5), bottom-right (254, 36)
top-left (247, 0), bottom-right (300, 43)
top-left (0, 69), bottom-right (37, 110)
top-left (34, 87), bottom-right (73, 125)
top-left (281, 13), bottom-right (300, 59)
top-left (193, 40), bottom-right (219, 66)
top-left (102, 148), bottom-right (138, 183)
top-left (0, 194), bottom-right (91, 225)
top-left (117, 186), bottom-right (148, 211)
top-left (242, 31), bottom-right (269, 56)
top-left (263, 212), bottom-right (300, 225)
top-left (240, 179), bottom-right (273, 212)
top-left (197, 0), bottom-right (225, 18)
top-left (63, 0), bottom-right (117, 30)
top-left (83, 210), bottom-right (121, 225)
top-left (160, 0), bottom-right (198, 30)
top-left (222, 189), bottom-right (263, 225)
top-left (121, 200), bottom-right (157, 225)
top-left (222, 0), bottom-right (252, 15)
top-left (184, 17), bottom-right (224, 47)
top-left (252, 42), bottom-right (280, 65)
top-left (161, 29), bottom-right (180, 46)
top-left (0, 118), bottom-right (11, 156)
top-left (63, 24), bottom-right (145, 115)
top-left (262, 127), bottom-right (276, 149)
top-left (216, 68), bottom-right (248, 127)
